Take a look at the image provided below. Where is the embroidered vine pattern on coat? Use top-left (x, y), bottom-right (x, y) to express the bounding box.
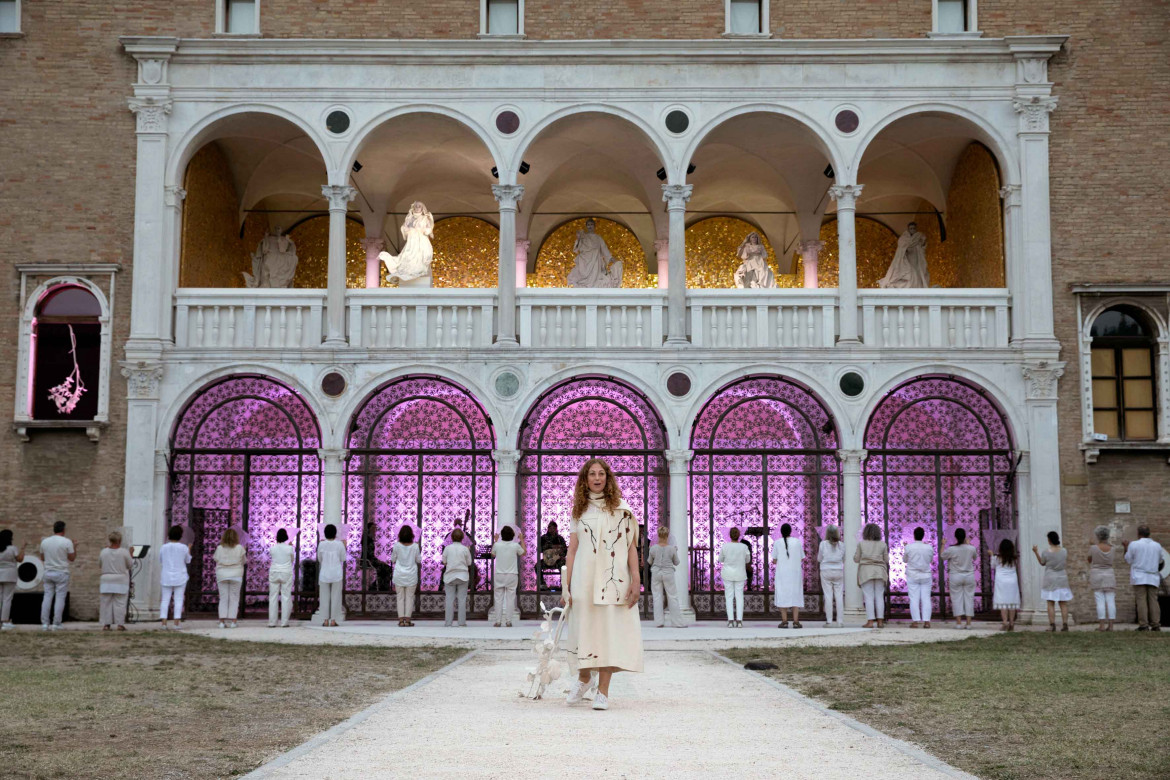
top-left (598, 509), bottom-right (635, 603)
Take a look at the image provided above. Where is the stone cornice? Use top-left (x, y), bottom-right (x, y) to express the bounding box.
top-left (120, 35), bottom-right (1068, 66)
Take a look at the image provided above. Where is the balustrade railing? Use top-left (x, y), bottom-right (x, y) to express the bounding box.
top-left (688, 290), bottom-right (837, 349)
top-left (517, 289), bottom-right (666, 348)
top-left (174, 289), bottom-right (325, 349)
top-left (347, 289), bottom-right (495, 348)
top-left (859, 290), bottom-right (1010, 349)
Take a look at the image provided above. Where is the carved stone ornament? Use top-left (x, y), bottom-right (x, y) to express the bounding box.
top-left (664, 449), bottom-right (695, 473)
top-left (1012, 95), bottom-right (1059, 132)
top-left (492, 449), bottom-right (522, 473)
top-left (998, 184), bottom-right (1021, 207)
top-left (320, 184), bottom-right (357, 211)
top-left (1022, 361), bottom-right (1065, 400)
top-left (164, 186), bottom-right (187, 208)
top-left (139, 59), bottom-right (165, 85)
top-left (127, 97), bottom-right (173, 133)
top-left (491, 184), bottom-right (525, 210)
top-left (798, 239), bottom-right (825, 258)
top-left (835, 449), bottom-right (869, 470)
top-left (661, 183), bottom-right (694, 211)
top-left (121, 362), bottom-right (164, 400)
top-left (828, 184), bottom-right (865, 207)
top-left (1018, 58), bottom-right (1046, 85)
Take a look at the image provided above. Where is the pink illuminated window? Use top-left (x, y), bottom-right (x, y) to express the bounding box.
top-left (32, 285), bottom-right (101, 421)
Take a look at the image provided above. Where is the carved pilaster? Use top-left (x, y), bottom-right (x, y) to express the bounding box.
top-left (127, 97), bottom-right (173, 134)
top-left (120, 361), bottom-right (164, 400)
top-left (1022, 361), bottom-right (1065, 401)
top-left (1012, 95), bottom-right (1059, 133)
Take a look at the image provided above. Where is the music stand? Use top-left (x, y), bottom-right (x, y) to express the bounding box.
top-left (127, 545), bottom-right (151, 624)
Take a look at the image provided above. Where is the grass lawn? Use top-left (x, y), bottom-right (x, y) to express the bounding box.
top-left (0, 632), bottom-right (464, 779)
top-left (724, 632), bottom-right (1170, 780)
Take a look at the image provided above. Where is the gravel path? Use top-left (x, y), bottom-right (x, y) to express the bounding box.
top-left (246, 647), bottom-right (974, 780)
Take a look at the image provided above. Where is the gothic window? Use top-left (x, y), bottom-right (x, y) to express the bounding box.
top-left (1090, 307), bottom-right (1157, 441)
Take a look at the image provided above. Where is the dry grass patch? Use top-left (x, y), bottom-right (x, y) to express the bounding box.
top-left (0, 631), bottom-right (464, 779)
top-left (724, 632), bottom-right (1170, 780)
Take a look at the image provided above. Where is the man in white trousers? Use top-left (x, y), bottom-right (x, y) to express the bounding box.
top-left (903, 526), bottom-right (935, 628)
top-left (40, 521), bottom-right (76, 630)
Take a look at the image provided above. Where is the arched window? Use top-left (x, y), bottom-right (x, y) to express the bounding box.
top-left (1090, 306), bottom-right (1157, 441)
top-left (32, 285), bottom-right (102, 421)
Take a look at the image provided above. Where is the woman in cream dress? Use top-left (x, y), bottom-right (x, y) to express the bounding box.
top-left (563, 458), bottom-right (644, 711)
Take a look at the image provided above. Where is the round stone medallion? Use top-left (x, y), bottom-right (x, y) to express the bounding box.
top-left (321, 371), bottom-right (347, 397)
top-left (665, 110), bottom-right (690, 134)
top-left (326, 110), bottom-right (351, 135)
top-left (839, 371), bottom-right (865, 397)
top-left (666, 372), bottom-right (692, 397)
top-left (494, 371), bottom-right (521, 398)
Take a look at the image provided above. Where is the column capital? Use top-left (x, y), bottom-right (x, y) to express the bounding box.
top-left (361, 237), bottom-right (385, 253)
top-left (515, 238), bottom-right (531, 251)
top-left (661, 183), bottom-right (693, 211)
top-left (321, 184), bottom-right (357, 212)
top-left (492, 184), bottom-right (525, 210)
top-left (492, 448), bottom-right (522, 474)
top-left (835, 449), bottom-right (869, 470)
top-left (164, 185), bottom-right (186, 208)
top-left (665, 449), bottom-right (694, 473)
top-left (1012, 95), bottom-right (1058, 133)
top-left (828, 184), bottom-right (864, 209)
top-left (999, 184), bottom-right (1022, 208)
top-left (154, 450), bottom-right (170, 473)
top-left (316, 448), bottom-right (350, 467)
top-left (654, 238), bottom-right (670, 252)
top-left (1022, 360), bottom-right (1065, 401)
top-left (120, 361), bottom-right (164, 400)
top-left (127, 96), bottom-right (172, 134)
top-left (798, 239), bottom-right (825, 256)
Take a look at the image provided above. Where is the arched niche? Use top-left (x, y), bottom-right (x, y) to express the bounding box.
top-left (529, 217), bottom-right (652, 288)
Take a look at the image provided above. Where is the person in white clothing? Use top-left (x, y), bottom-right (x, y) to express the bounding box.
top-left (391, 526), bottom-right (420, 626)
top-left (1123, 525), bottom-right (1166, 631)
top-left (647, 526), bottom-right (685, 628)
top-left (268, 528), bottom-right (295, 627)
top-left (490, 526), bottom-right (526, 627)
top-left (720, 528), bottom-right (749, 627)
top-left (940, 528), bottom-right (977, 629)
top-left (99, 531), bottom-right (133, 631)
top-left (817, 525), bottom-right (846, 627)
top-left (0, 529), bottom-right (25, 630)
top-left (903, 527), bottom-right (935, 628)
top-left (772, 523), bottom-right (805, 629)
top-left (158, 525), bottom-right (192, 630)
top-left (442, 528), bottom-right (473, 627)
top-left (317, 524), bottom-right (347, 627)
top-left (213, 528), bottom-right (246, 628)
top-left (40, 521), bottom-right (77, 630)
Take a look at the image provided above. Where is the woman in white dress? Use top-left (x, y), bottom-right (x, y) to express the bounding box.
top-left (379, 201), bottom-right (435, 283)
top-left (988, 538), bottom-right (1020, 631)
top-left (772, 522), bottom-right (805, 628)
top-left (562, 459), bottom-right (644, 711)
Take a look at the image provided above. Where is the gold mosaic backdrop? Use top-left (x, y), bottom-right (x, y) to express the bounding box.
top-left (684, 217), bottom-right (802, 289)
top-left (288, 216), bottom-right (366, 289)
top-left (179, 143), bottom-right (270, 288)
top-left (431, 217), bottom-right (499, 288)
top-left (819, 143), bottom-right (1004, 289)
top-left (529, 217), bottom-right (653, 288)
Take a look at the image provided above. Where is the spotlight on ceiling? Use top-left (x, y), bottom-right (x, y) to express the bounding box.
top-left (823, 164), bottom-right (835, 179)
top-left (491, 166), bottom-right (499, 179)
top-left (687, 163), bottom-right (696, 175)
top-left (519, 160), bottom-right (531, 175)
top-left (656, 168), bottom-right (667, 181)
top-left (352, 160), bottom-right (363, 173)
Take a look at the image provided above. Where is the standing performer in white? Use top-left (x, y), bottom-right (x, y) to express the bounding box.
top-left (268, 528), bottom-right (295, 628)
top-left (719, 528), bottom-right (750, 628)
top-left (903, 527), bottom-right (935, 628)
top-left (379, 201), bottom-right (435, 284)
top-left (772, 523), bottom-right (805, 629)
top-left (159, 525), bottom-right (191, 630)
top-left (647, 525), bottom-right (685, 628)
top-left (940, 528), bottom-right (977, 629)
top-left (563, 459), bottom-right (644, 711)
top-left (817, 525), bottom-right (846, 628)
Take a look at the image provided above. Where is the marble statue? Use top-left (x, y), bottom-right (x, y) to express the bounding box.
top-left (877, 222), bottom-right (929, 289)
top-left (243, 229), bottom-right (299, 288)
top-left (733, 232), bottom-right (776, 289)
top-left (379, 201), bottom-right (435, 284)
top-left (566, 219), bottom-right (623, 288)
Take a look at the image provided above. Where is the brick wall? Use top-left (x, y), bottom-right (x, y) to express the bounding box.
top-left (1, 1), bottom-right (1167, 619)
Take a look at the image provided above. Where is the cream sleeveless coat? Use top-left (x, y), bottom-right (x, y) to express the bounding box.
top-left (565, 494), bottom-right (644, 672)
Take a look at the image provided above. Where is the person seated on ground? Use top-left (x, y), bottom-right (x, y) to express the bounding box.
top-left (491, 526), bottom-right (525, 628)
top-left (536, 521), bottom-right (567, 590)
top-left (361, 521), bottom-right (392, 592)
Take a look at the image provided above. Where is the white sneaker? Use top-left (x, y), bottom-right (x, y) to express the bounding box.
top-left (592, 693), bottom-right (609, 710)
top-left (42, 624), bottom-right (50, 631)
top-left (50, 624), bottom-right (61, 631)
top-left (218, 621), bottom-right (226, 629)
top-left (566, 673), bottom-right (598, 705)
top-left (1, 623), bottom-right (13, 631)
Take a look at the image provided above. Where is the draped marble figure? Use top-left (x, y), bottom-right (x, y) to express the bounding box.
top-left (243, 230), bottom-right (299, 288)
top-left (379, 201), bottom-right (435, 283)
top-left (733, 232), bottom-right (776, 289)
top-left (877, 222), bottom-right (929, 289)
top-left (567, 219), bottom-right (623, 288)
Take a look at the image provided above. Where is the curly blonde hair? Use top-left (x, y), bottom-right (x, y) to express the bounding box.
top-left (572, 458), bottom-right (622, 520)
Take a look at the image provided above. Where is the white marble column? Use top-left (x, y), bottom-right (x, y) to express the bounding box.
top-left (126, 96), bottom-right (172, 347)
top-left (493, 449), bottom-right (521, 622)
top-left (120, 362), bottom-right (165, 613)
top-left (362, 237), bottom-right (384, 289)
top-left (311, 448), bottom-right (349, 625)
top-left (654, 238), bottom-right (670, 289)
top-left (162, 185), bottom-right (185, 342)
top-left (1012, 95), bottom-right (1059, 346)
top-left (322, 184), bottom-right (356, 346)
top-left (999, 185), bottom-right (1023, 342)
top-left (493, 185), bottom-right (524, 347)
top-left (662, 184), bottom-right (693, 346)
top-left (1019, 362), bottom-right (1065, 622)
top-left (828, 185), bottom-right (863, 345)
top-left (515, 239), bottom-right (530, 290)
top-left (837, 449), bottom-right (867, 614)
top-left (665, 449), bottom-right (695, 622)
top-left (798, 239), bottom-right (823, 290)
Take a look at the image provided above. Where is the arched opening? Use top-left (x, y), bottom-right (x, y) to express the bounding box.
top-left (517, 112), bottom-right (668, 281)
top-left (431, 217), bottom-right (500, 288)
top-left (344, 376), bottom-right (496, 618)
top-left (863, 376), bottom-right (1017, 618)
top-left (1089, 306), bottom-right (1158, 441)
top-left (517, 376), bottom-right (667, 616)
top-left (685, 111), bottom-right (838, 282)
top-left (32, 285), bottom-right (102, 421)
top-left (816, 216), bottom-right (900, 289)
top-left (685, 216), bottom-right (799, 289)
top-left (179, 112), bottom-right (330, 288)
top-left (530, 217), bottom-right (651, 288)
top-left (689, 376), bottom-right (840, 618)
top-left (855, 112), bottom-right (1006, 289)
top-left (168, 375), bottom-right (322, 616)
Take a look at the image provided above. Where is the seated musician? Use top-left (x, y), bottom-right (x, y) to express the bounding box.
top-left (535, 521), bottom-right (568, 590)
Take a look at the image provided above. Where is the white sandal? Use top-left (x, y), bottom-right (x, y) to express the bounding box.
top-left (566, 672), bottom-right (599, 705)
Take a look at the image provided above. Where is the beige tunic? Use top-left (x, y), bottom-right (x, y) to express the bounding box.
top-left (1089, 545), bottom-right (1116, 591)
top-left (853, 540), bottom-right (889, 586)
top-left (566, 496), bottom-right (644, 673)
